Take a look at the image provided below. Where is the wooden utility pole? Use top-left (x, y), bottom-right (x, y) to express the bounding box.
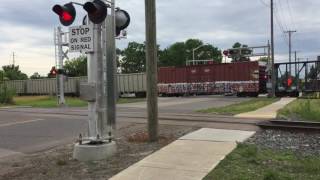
top-left (270, 0), bottom-right (276, 97)
top-left (284, 30), bottom-right (296, 76)
top-left (12, 52), bottom-right (15, 65)
top-left (145, 0), bottom-right (158, 142)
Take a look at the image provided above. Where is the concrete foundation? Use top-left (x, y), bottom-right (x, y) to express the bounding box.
top-left (73, 141), bottom-right (116, 161)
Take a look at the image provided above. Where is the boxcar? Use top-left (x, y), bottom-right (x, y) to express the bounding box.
top-left (158, 61), bottom-right (267, 97)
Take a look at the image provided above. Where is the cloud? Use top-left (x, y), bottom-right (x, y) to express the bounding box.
top-left (0, 0), bottom-right (320, 76)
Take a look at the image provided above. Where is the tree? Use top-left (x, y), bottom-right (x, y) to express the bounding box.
top-left (308, 64), bottom-right (320, 79)
top-left (0, 71), bottom-right (4, 82)
top-left (120, 42), bottom-right (146, 73)
top-left (232, 42), bottom-right (242, 48)
top-left (258, 57), bottom-right (269, 63)
top-left (159, 39), bottom-right (222, 67)
top-left (2, 65), bottom-right (28, 80)
top-left (63, 56), bottom-right (87, 77)
top-left (30, 72), bottom-right (43, 79)
top-left (159, 42), bottom-right (186, 67)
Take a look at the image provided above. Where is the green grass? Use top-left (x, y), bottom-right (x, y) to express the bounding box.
top-left (13, 96), bottom-right (87, 108)
top-left (0, 96), bottom-right (146, 108)
top-left (277, 99), bottom-right (320, 122)
top-left (204, 143), bottom-right (320, 180)
top-left (117, 98), bottom-right (145, 104)
top-left (198, 98), bottom-right (279, 115)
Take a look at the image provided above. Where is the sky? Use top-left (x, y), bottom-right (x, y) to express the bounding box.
top-left (0, 0), bottom-right (319, 76)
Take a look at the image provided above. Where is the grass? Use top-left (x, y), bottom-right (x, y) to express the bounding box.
top-left (0, 96), bottom-right (145, 108)
top-left (277, 99), bottom-right (320, 122)
top-left (198, 98), bottom-right (279, 115)
top-left (13, 96), bottom-right (87, 108)
top-left (117, 98), bottom-right (145, 104)
top-left (204, 143), bottom-right (320, 180)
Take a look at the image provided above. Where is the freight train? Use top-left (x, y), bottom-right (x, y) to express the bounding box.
top-left (158, 61), bottom-right (267, 97)
top-left (2, 73), bottom-right (147, 97)
top-left (2, 61), bottom-right (268, 97)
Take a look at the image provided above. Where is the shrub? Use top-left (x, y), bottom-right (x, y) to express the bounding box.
top-left (0, 85), bottom-right (16, 104)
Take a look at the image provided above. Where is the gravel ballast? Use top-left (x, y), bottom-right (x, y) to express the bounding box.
top-left (246, 129), bottom-right (320, 156)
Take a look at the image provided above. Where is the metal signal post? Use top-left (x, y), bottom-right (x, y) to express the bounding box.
top-left (54, 27), bottom-right (67, 106)
top-left (53, 0), bottom-right (130, 161)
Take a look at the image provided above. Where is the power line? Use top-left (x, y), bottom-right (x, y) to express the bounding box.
top-left (276, 0), bottom-right (289, 31)
top-left (260, 0), bottom-right (269, 7)
top-left (274, 4), bottom-right (289, 47)
top-left (285, 0), bottom-right (297, 30)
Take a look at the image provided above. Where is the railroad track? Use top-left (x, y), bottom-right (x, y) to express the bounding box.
top-left (257, 120), bottom-right (320, 132)
top-left (0, 108), bottom-right (260, 131)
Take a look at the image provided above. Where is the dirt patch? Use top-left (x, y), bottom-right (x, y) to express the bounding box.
top-left (0, 123), bottom-right (197, 180)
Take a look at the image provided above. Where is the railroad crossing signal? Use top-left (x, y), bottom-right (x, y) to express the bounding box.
top-left (57, 69), bottom-right (66, 75)
top-left (52, 3), bottom-right (76, 26)
top-left (83, 0), bottom-right (108, 24)
top-left (52, 1), bottom-right (130, 37)
top-left (223, 50), bottom-right (229, 56)
top-left (287, 77), bottom-right (293, 87)
top-left (50, 66), bottom-right (57, 76)
top-left (115, 9), bottom-right (130, 36)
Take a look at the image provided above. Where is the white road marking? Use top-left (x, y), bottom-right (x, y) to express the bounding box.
top-left (0, 119), bottom-right (46, 128)
top-left (0, 148), bottom-right (23, 159)
top-left (119, 98), bottom-right (208, 108)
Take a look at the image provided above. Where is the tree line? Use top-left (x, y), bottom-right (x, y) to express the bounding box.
top-left (1, 39), bottom-right (283, 80)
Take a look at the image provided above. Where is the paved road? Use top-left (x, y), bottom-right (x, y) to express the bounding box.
top-left (0, 96), bottom-right (253, 159)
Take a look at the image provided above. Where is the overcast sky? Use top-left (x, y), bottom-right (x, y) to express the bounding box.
top-left (0, 0), bottom-right (319, 76)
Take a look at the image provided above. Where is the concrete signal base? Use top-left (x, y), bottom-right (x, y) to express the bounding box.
top-left (73, 141), bottom-right (117, 161)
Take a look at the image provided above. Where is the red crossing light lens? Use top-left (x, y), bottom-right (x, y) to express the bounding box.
top-left (62, 11), bottom-right (72, 21)
top-left (287, 78), bottom-right (293, 87)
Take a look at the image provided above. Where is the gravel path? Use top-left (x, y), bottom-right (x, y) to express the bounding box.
top-left (0, 123), bottom-right (198, 180)
top-left (246, 129), bottom-right (320, 156)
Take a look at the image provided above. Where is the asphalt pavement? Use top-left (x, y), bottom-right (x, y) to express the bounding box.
top-left (0, 95), bottom-right (252, 159)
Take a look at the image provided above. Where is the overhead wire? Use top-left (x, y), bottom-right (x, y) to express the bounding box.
top-left (274, 1), bottom-right (290, 47)
top-left (259, 0), bottom-right (269, 7)
top-left (258, 0), bottom-right (271, 44)
top-left (285, 0), bottom-right (297, 32)
top-left (275, 0), bottom-right (289, 31)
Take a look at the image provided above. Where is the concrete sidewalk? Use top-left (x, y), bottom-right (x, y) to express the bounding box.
top-left (110, 128), bottom-right (255, 180)
top-left (234, 97), bottom-right (296, 119)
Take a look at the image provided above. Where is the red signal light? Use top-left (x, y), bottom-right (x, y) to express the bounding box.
top-left (62, 11), bottom-right (72, 21)
top-left (52, 3), bottom-right (76, 26)
top-left (287, 77), bottom-right (293, 87)
top-left (223, 50), bottom-right (229, 56)
top-left (50, 67), bottom-right (57, 76)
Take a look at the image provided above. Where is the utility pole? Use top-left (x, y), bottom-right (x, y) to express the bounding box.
top-left (294, 51), bottom-right (299, 90)
top-left (294, 51), bottom-right (297, 75)
top-left (284, 30), bottom-right (296, 76)
top-left (145, 0), bottom-right (158, 142)
top-left (270, 0), bottom-right (276, 97)
top-left (12, 52), bottom-right (15, 65)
